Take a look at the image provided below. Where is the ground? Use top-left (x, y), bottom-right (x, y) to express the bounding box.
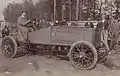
top-left (0, 38), bottom-right (120, 76)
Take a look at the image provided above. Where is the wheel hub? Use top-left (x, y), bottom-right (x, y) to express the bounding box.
top-left (79, 52), bottom-right (85, 58)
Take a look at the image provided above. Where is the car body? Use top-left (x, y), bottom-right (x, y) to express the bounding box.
top-left (29, 26), bottom-right (95, 45)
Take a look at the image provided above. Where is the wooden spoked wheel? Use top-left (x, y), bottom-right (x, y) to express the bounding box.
top-left (1, 36), bottom-right (17, 59)
top-left (68, 41), bottom-right (98, 70)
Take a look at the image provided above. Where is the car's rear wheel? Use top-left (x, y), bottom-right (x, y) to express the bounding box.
top-left (68, 41), bottom-right (98, 70)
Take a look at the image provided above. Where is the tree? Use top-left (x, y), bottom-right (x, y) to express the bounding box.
top-left (3, 0), bottom-right (51, 23)
top-left (3, 0), bottom-right (100, 23)
top-left (81, 0), bottom-right (100, 20)
top-left (22, 0), bottom-right (35, 19)
top-left (114, 0), bottom-right (120, 9)
top-left (3, 3), bottom-right (23, 23)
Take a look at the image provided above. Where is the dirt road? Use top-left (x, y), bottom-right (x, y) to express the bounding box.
top-left (0, 38), bottom-right (119, 76)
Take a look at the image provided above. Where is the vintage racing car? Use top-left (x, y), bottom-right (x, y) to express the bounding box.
top-left (1, 20), bottom-right (109, 70)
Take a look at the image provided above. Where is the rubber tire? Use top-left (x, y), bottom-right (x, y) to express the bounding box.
top-left (68, 41), bottom-right (98, 70)
top-left (1, 36), bottom-right (17, 59)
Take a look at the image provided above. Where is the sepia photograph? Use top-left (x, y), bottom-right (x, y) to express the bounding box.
top-left (0, 0), bottom-right (120, 76)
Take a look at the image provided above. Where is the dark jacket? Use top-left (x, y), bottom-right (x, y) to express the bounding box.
top-left (2, 25), bottom-right (9, 38)
top-left (96, 22), bottom-right (103, 31)
top-left (103, 20), bottom-right (109, 30)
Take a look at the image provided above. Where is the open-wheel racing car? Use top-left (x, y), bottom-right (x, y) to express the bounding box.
top-left (1, 19), bottom-right (109, 70)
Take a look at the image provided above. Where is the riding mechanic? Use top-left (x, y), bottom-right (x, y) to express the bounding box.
top-left (85, 18), bottom-right (94, 28)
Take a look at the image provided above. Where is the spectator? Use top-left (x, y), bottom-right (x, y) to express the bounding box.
top-left (2, 25), bottom-right (9, 38)
top-left (101, 14), bottom-right (110, 45)
top-left (108, 15), bottom-right (116, 30)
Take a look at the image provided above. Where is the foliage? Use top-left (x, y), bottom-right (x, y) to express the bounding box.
top-left (3, 0), bottom-right (111, 22)
top-left (3, 0), bottom-right (52, 23)
top-left (3, 3), bottom-right (23, 23)
top-left (81, 0), bottom-right (100, 20)
top-left (114, 0), bottom-right (120, 9)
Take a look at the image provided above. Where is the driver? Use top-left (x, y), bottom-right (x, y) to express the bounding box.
top-left (17, 11), bottom-right (30, 42)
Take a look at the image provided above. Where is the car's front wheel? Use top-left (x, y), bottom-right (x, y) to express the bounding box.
top-left (1, 36), bottom-right (17, 59)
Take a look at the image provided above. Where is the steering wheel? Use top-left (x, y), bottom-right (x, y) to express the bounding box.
top-left (26, 19), bottom-right (35, 25)
top-left (27, 19), bottom-right (38, 31)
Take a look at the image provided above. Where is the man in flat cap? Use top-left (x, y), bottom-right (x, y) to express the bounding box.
top-left (17, 11), bottom-right (30, 42)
